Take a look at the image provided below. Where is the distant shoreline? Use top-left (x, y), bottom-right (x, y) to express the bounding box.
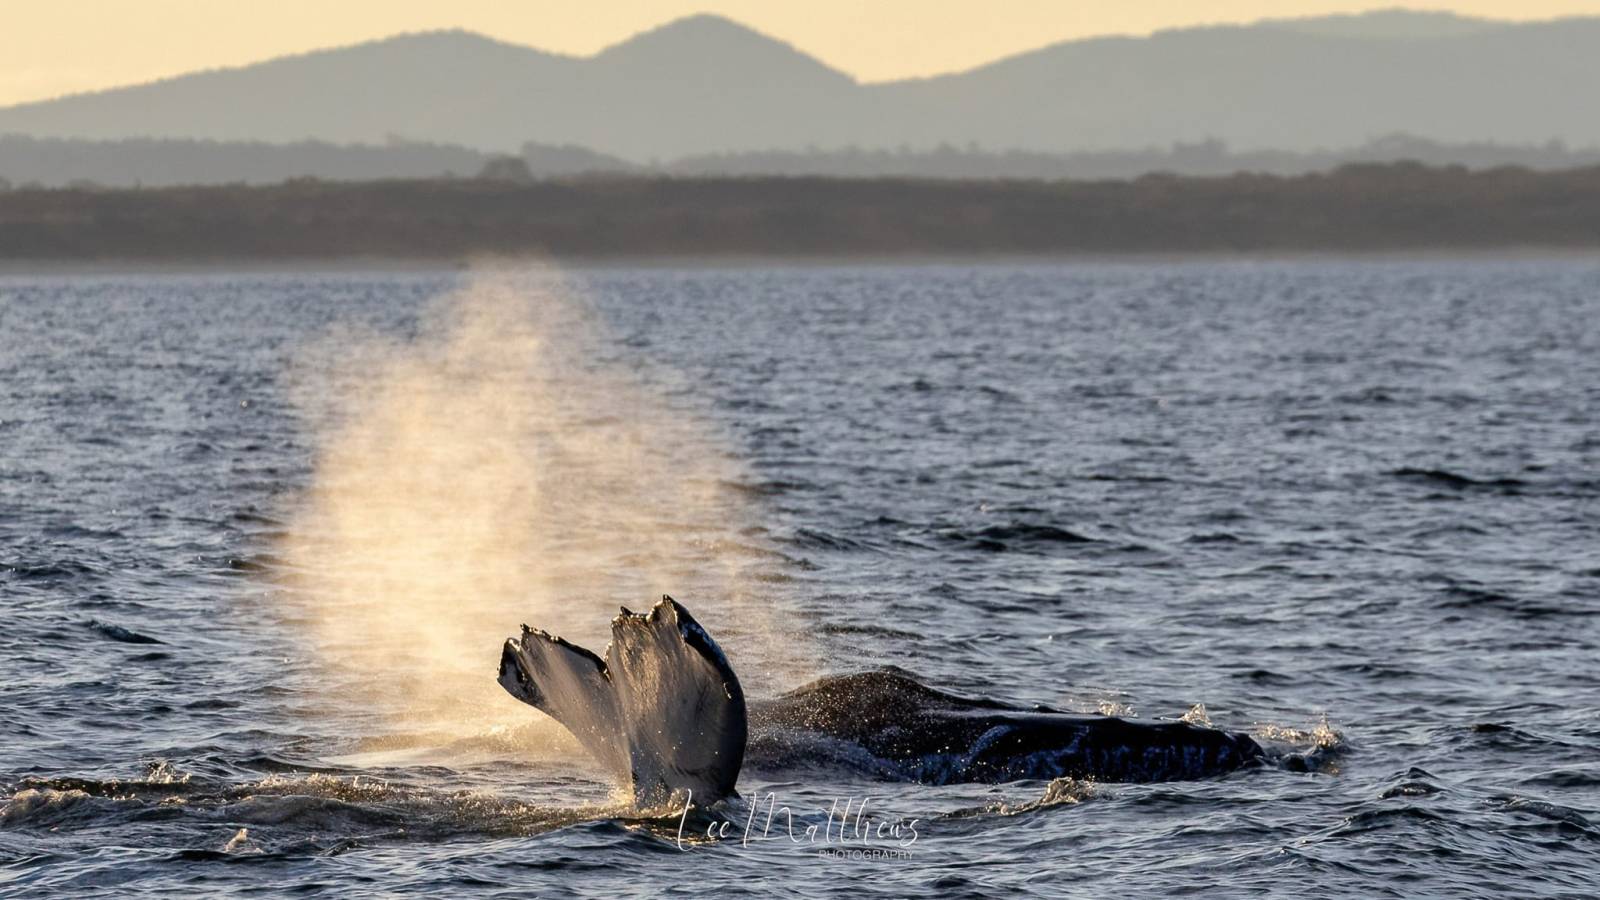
top-left (3, 165), bottom-right (1599, 264)
top-left (4, 248), bottom-right (1599, 279)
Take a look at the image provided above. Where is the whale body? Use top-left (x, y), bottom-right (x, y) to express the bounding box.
top-left (498, 597), bottom-right (1266, 806)
top-left (747, 668), bottom-right (1265, 786)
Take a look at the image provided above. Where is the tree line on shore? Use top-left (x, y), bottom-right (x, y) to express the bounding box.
top-left (3, 162), bottom-right (1598, 260)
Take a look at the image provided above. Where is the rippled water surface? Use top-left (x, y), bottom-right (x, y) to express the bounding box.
top-left (2, 261), bottom-right (1598, 897)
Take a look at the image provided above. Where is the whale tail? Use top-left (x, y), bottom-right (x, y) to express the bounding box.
top-left (498, 596), bottom-right (747, 808)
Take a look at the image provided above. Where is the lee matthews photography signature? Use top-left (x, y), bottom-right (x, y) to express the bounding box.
top-left (675, 791), bottom-right (921, 853)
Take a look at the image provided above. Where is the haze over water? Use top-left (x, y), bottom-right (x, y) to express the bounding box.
top-left (2, 261), bottom-right (1597, 896)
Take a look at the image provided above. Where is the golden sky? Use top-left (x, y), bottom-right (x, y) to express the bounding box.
top-left (3, 1), bottom-right (1598, 107)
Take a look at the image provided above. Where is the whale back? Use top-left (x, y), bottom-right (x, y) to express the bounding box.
top-left (750, 669), bottom-right (1266, 784)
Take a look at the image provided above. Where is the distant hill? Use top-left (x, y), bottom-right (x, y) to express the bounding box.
top-left (2, 11), bottom-right (1599, 160)
top-left (0, 135), bottom-right (632, 187)
top-left (1259, 8), bottom-right (1503, 39)
top-left (662, 135), bottom-right (1600, 181)
top-left (7, 132), bottom-right (1600, 189)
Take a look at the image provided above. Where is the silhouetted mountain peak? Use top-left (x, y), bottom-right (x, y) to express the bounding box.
top-left (600, 14), bottom-right (779, 50)
top-left (1256, 8), bottom-right (1501, 40)
top-left (366, 28), bottom-right (500, 47)
top-left (595, 14), bottom-right (852, 82)
top-left (332, 28), bottom-right (564, 63)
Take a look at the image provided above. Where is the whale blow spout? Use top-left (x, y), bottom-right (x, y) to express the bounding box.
top-left (498, 596), bottom-right (747, 808)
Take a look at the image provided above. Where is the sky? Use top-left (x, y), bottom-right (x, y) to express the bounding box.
top-left (3, 1), bottom-right (1598, 107)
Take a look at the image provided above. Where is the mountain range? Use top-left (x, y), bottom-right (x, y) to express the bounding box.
top-left (1, 10), bottom-right (1598, 161)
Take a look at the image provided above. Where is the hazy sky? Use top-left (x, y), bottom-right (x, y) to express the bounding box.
top-left (4, 1), bottom-right (1598, 106)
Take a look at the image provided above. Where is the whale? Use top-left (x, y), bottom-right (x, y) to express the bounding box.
top-left (498, 596), bottom-right (1267, 807)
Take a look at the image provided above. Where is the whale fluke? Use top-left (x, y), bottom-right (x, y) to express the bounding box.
top-left (498, 596), bottom-right (746, 807)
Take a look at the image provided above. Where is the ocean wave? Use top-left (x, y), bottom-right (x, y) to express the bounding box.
top-left (83, 620), bottom-right (162, 645)
top-left (1, 769), bottom-right (620, 844)
top-left (934, 522), bottom-right (1098, 553)
top-left (1387, 467), bottom-right (1527, 491)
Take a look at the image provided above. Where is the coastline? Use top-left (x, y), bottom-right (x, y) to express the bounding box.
top-left (1, 247), bottom-right (1597, 278)
top-left (4, 166), bottom-right (1599, 267)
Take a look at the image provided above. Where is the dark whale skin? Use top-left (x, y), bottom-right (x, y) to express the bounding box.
top-left (500, 601), bottom-right (1268, 802)
top-left (750, 669), bottom-right (1266, 784)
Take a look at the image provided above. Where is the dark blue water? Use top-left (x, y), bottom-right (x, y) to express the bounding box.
top-left (2, 261), bottom-right (1597, 897)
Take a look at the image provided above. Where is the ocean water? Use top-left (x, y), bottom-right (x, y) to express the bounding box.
top-left (1, 261), bottom-right (1597, 897)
